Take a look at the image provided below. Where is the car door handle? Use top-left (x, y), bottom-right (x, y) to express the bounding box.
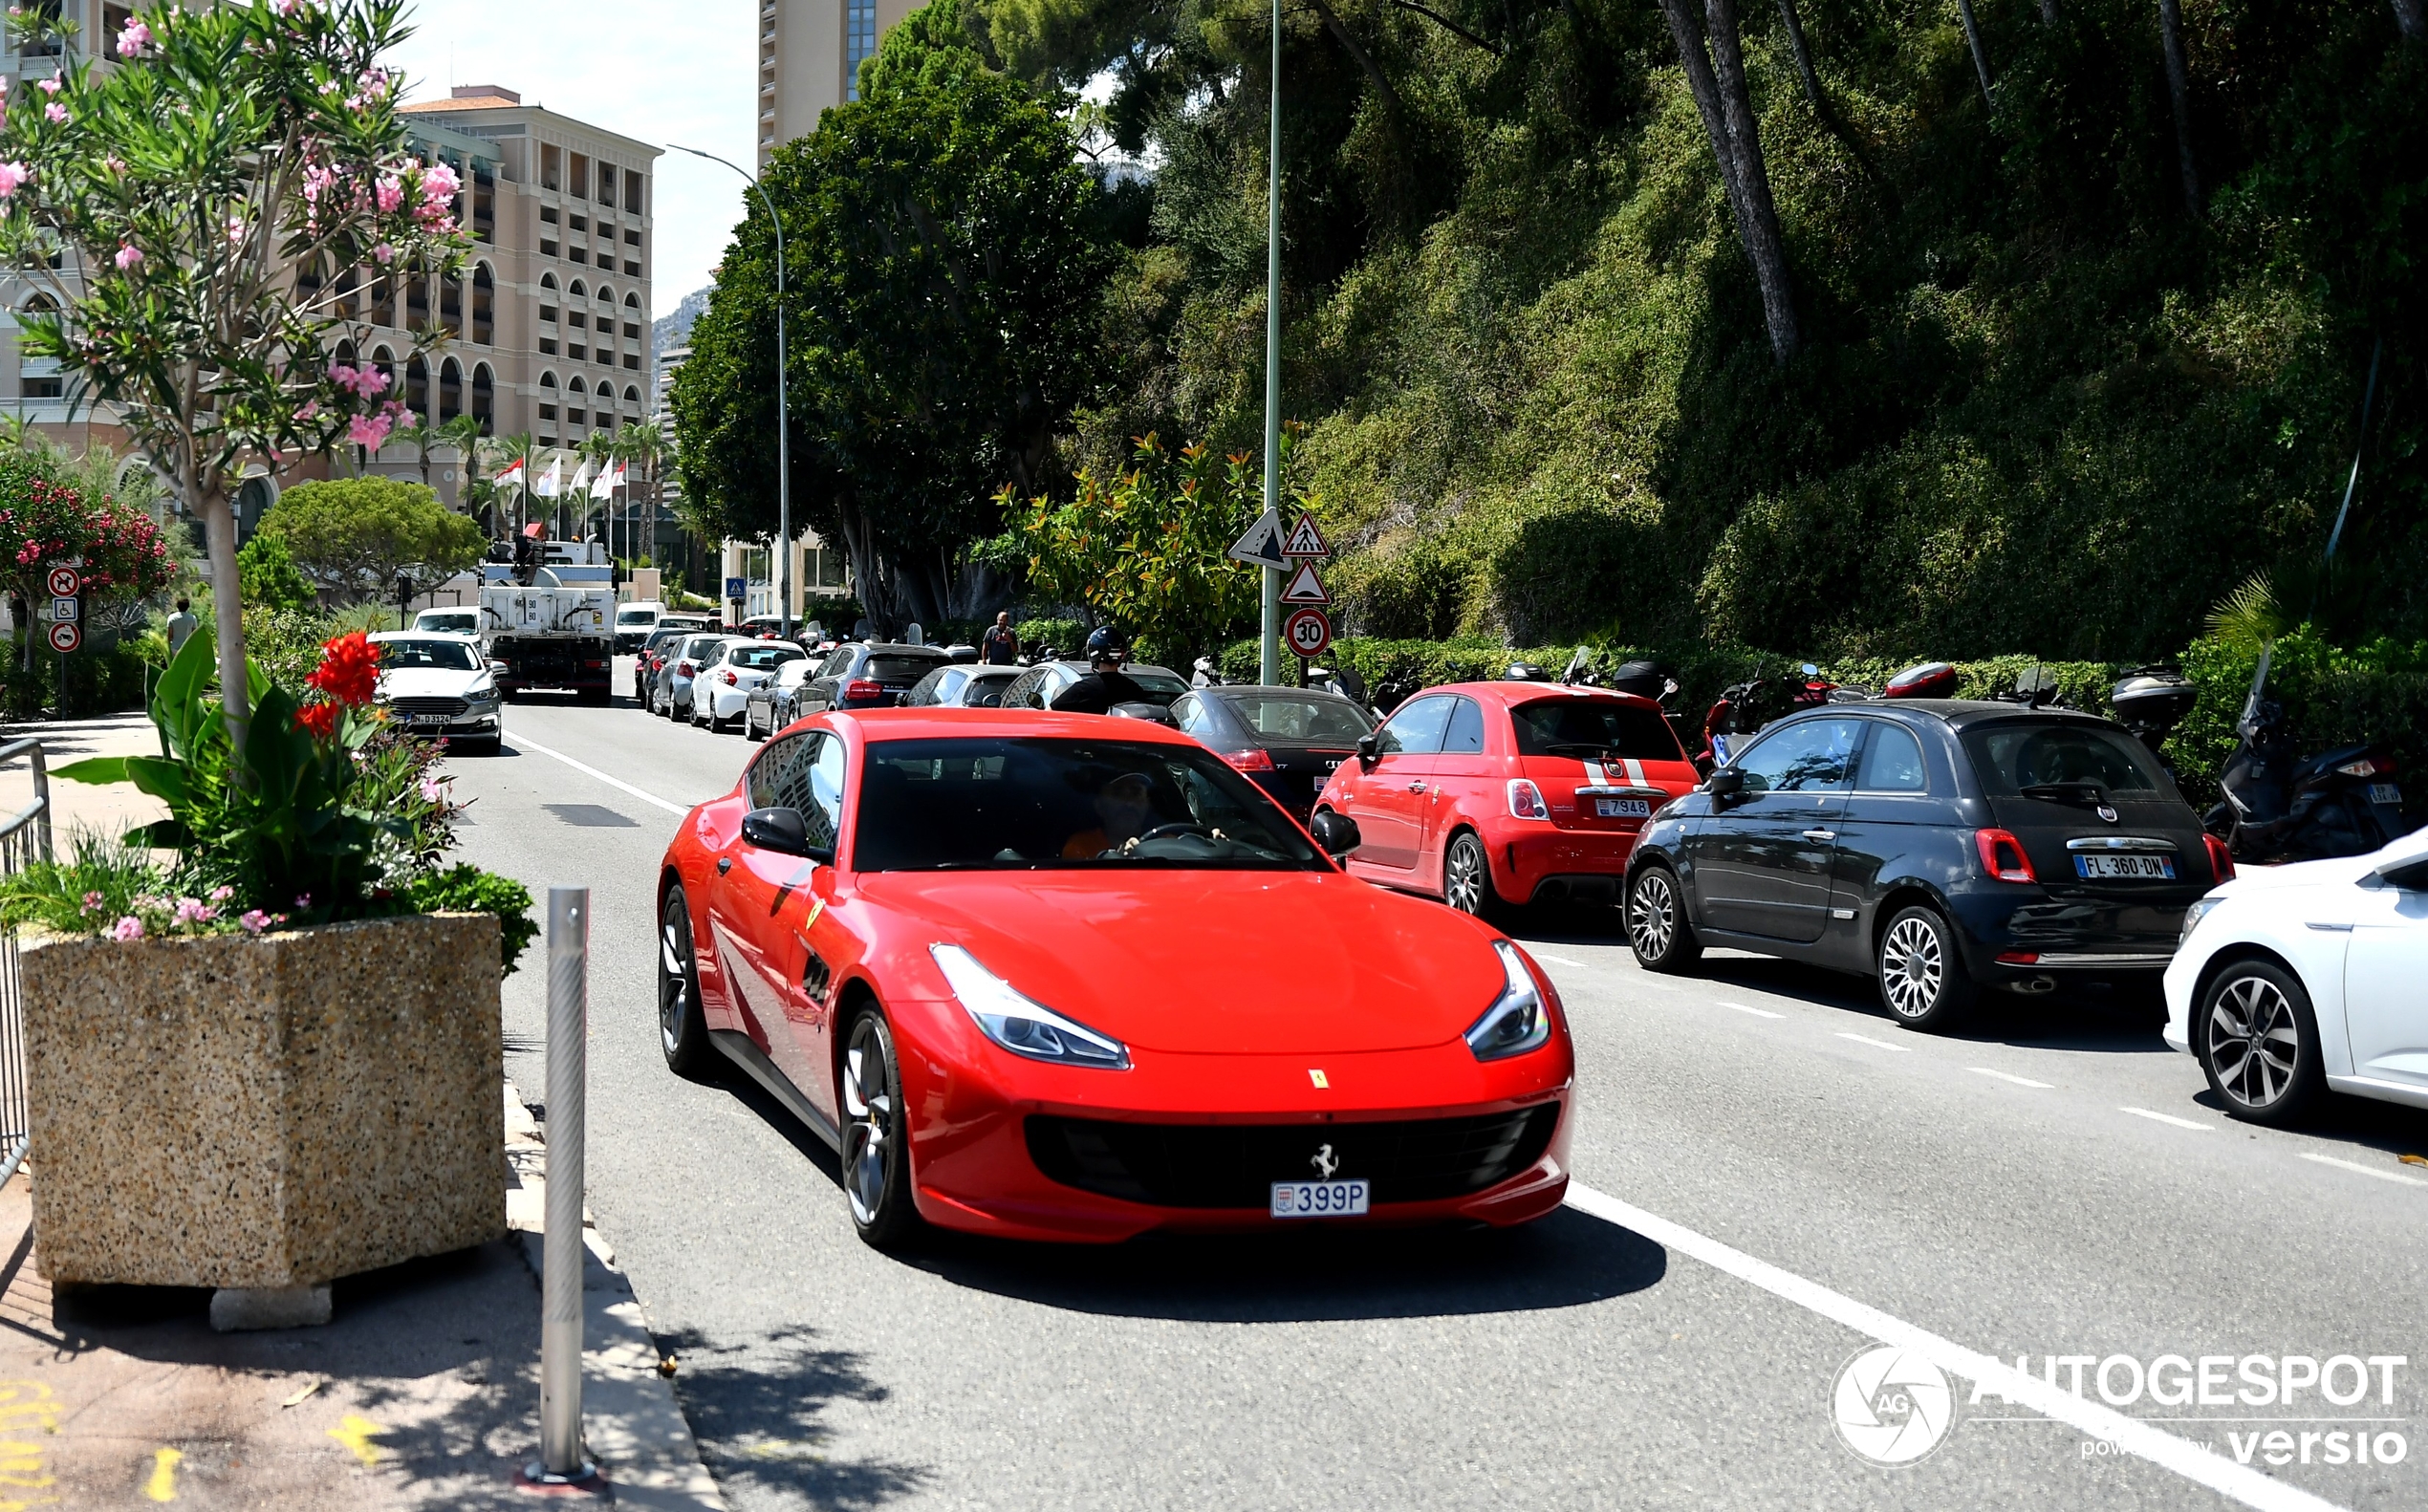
top-left (717, 856), bottom-right (733, 875)
top-left (1803, 829), bottom-right (1836, 842)
top-left (1408, 781), bottom-right (1427, 792)
top-left (2305, 921), bottom-right (2352, 932)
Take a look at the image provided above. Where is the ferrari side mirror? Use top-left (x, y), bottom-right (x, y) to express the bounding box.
top-left (1310, 810), bottom-right (1362, 857)
top-left (741, 806), bottom-right (831, 863)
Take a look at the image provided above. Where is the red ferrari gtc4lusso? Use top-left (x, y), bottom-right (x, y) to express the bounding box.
top-left (657, 708), bottom-right (1575, 1247)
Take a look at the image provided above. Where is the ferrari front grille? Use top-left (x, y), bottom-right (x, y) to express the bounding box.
top-left (1024, 1105), bottom-right (1558, 1209)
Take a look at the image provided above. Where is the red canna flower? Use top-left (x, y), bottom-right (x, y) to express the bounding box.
top-left (295, 700), bottom-right (339, 740)
top-left (306, 631), bottom-right (381, 707)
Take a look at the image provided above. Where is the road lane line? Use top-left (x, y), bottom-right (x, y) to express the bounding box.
top-left (1563, 1181), bottom-right (2347, 1512)
top-left (507, 733), bottom-right (691, 816)
top-left (1533, 953), bottom-right (1590, 968)
top-left (1713, 1000), bottom-right (1785, 1020)
top-left (1835, 1031), bottom-right (1909, 1053)
top-left (2120, 1106), bottom-right (2214, 1132)
top-left (2299, 1153), bottom-right (2426, 1188)
top-left (1967, 1067), bottom-right (2053, 1089)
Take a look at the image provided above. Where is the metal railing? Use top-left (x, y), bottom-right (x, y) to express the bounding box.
top-left (0, 737), bottom-right (53, 1181)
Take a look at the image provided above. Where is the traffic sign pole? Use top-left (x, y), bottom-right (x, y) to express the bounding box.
top-left (1258, 0), bottom-right (1284, 686)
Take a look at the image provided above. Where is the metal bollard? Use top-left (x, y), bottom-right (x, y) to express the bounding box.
top-left (526, 886), bottom-right (600, 1491)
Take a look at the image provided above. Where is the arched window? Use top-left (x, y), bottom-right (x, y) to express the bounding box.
top-left (471, 363), bottom-right (494, 432)
top-left (372, 273), bottom-right (397, 328)
top-left (623, 384), bottom-right (641, 405)
top-left (595, 283), bottom-right (614, 309)
top-left (439, 270), bottom-right (462, 335)
top-left (22, 293), bottom-right (57, 314)
top-left (439, 358), bottom-right (462, 422)
top-left (406, 355), bottom-right (429, 418)
top-left (372, 347), bottom-right (396, 399)
top-left (568, 279), bottom-right (586, 300)
top-left (471, 263), bottom-right (494, 345)
top-left (18, 294), bottom-right (62, 399)
top-left (537, 371), bottom-right (559, 428)
top-left (623, 291), bottom-right (640, 310)
top-left (566, 376), bottom-right (585, 429)
top-left (539, 272), bottom-right (558, 292)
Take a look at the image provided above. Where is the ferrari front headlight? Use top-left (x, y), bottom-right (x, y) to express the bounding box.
top-left (930, 943), bottom-right (1129, 1069)
top-left (1464, 940), bottom-right (1553, 1061)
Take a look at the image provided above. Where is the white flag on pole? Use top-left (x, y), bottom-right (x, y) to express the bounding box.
top-left (533, 457), bottom-right (563, 498)
top-left (570, 458), bottom-right (596, 492)
top-left (495, 458), bottom-right (525, 488)
top-left (589, 464), bottom-right (618, 500)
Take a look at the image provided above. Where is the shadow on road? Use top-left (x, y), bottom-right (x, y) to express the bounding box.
top-left (900, 1204), bottom-right (1667, 1324)
top-left (654, 1321), bottom-right (928, 1510)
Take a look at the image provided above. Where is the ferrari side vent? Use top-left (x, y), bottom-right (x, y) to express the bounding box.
top-left (1024, 1106), bottom-right (1559, 1209)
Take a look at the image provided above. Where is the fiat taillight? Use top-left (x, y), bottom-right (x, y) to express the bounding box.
top-left (1973, 829), bottom-right (2036, 883)
top-left (1507, 779), bottom-right (1550, 820)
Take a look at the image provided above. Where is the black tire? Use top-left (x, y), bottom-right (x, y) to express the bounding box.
top-left (1875, 904), bottom-right (1978, 1031)
top-left (1442, 832), bottom-right (1507, 924)
top-left (745, 705), bottom-right (766, 742)
top-left (1627, 864), bottom-right (1703, 973)
top-left (658, 885), bottom-right (713, 1078)
top-left (840, 1007), bottom-right (923, 1249)
top-left (2197, 959), bottom-right (2325, 1127)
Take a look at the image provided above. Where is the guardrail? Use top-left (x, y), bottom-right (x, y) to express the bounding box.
top-left (0, 737), bottom-right (53, 1183)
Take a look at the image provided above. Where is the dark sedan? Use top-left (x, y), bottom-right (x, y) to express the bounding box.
top-left (1175, 686), bottom-right (1377, 821)
top-left (1622, 702), bottom-right (2233, 1030)
top-left (778, 642), bottom-right (952, 724)
top-left (901, 664), bottom-right (1022, 708)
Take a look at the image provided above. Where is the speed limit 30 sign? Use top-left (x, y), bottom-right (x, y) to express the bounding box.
top-left (1284, 607), bottom-right (1332, 659)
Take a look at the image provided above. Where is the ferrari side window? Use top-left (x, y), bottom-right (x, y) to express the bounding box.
top-left (804, 735), bottom-right (847, 850)
top-left (748, 734), bottom-right (803, 810)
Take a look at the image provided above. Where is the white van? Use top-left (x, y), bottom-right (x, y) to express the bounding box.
top-left (412, 607), bottom-right (481, 637)
top-left (615, 600), bottom-right (665, 652)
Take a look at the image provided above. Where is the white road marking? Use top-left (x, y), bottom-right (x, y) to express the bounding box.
top-left (2299, 1153), bottom-right (2426, 1188)
top-left (2120, 1106), bottom-right (2214, 1132)
top-left (1834, 1031), bottom-right (1909, 1053)
top-left (1563, 1181), bottom-right (2348, 1512)
top-left (1967, 1067), bottom-right (2053, 1089)
top-left (1713, 1000), bottom-right (1785, 1020)
top-left (1533, 953), bottom-right (1590, 968)
top-left (506, 732), bottom-right (692, 816)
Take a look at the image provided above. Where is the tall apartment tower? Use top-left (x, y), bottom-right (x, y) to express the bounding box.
top-left (757, 0), bottom-right (922, 165)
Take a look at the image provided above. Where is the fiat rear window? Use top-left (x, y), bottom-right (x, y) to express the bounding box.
top-left (1962, 721), bottom-right (2167, 794)
top-left (854, 738), bottom-right (1323, 872)
top-left (1510, 699), bottom-right (1685, 761)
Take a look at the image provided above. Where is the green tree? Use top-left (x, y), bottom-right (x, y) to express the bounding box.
top-left (259, 477), bottom-right (483, 605)
top-left (236, 532), bottom-right (319, 614)
top-left (0, 0), bottom-right (470, 748)
top-left (672, 0), bottom-right (1118, 631)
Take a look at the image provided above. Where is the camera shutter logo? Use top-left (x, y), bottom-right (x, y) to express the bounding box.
top-left (1832, 1346), bottom-right (1954, 1466)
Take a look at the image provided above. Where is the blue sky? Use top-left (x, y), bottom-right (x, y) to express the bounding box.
top-left (383, 0), bottom-right (756, 318)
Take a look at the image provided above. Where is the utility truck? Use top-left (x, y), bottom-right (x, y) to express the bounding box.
top-left (479, 539), bottom-right (616, 702)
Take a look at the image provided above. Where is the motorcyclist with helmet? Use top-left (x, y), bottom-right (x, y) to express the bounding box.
top-left (1051, 628), bottom-right (1153, 716)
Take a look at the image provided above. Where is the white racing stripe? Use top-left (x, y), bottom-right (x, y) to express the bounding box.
top-left (2299, 1153), bottom-right (2426, 1188)
top-left (506, 732), bottom-right (692, 816)
top-left (1714, 1000), bottom-right (1785, 1020)
top-left (1968, 1067), bottom-right (2054, 1090)
top-left (1563, 1181), bottom-right (2349, 1512)
top-left (2120, 1106), bottom-right (2214, 1132)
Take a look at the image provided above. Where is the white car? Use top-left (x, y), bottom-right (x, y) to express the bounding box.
top-left (412, 607), bottom-right (482, 636)
top-left (692, 640), bottom-right (808, 733)
top-left (615, 599), bottom-right (665, 652)
top-left (371, 632), bottom-right (504, 753)
top-left (2164, 826), bottom-right (2428, 1125)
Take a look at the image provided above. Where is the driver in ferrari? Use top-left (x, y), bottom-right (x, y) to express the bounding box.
top-left (1062, 768), bottom-right (1159, 858)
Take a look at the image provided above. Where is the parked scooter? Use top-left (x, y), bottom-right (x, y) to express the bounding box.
top-left (2108, 664), bottom-right (2197, 776)
top-left (1701, 663), bottom-right (1843, 771)
top-left (2205, 645), bottom-right (2410, 863)
top-left (1191, 656), bottom-right (1236, 688)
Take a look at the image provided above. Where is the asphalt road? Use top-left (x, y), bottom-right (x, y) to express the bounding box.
top-left (439, 668), bottom-right (2428, 1512)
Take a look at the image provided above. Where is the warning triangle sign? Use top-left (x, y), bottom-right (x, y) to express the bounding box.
top-left (1280, 559), bottom-right (1331, 605)
top-left (1226, 509), bottom-right (1287, 569)
top-left (1282, 513), bottom-right (1331, 558)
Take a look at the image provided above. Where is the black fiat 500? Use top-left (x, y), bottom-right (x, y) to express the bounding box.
top-left (1622, 702), bottom-right (2233, 1029)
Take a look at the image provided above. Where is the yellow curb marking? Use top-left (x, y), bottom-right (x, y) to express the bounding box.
top-left (0, 1386), bottom-right (58, 1508)
top-left (327, 1415), bottom-right (388, 1468)
top-left (142, 1447), bottom-right (183, 1501)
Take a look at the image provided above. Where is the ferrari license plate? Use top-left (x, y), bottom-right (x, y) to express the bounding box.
top-left (2371, 783), bottom-right (2402, 806)
top-left (1595, 797), bottom-right (1652, 818)
top-left (1270, 1179), bottom-right (1369, 1219)
top-left (2074, 853), bottom-right (2175, 880)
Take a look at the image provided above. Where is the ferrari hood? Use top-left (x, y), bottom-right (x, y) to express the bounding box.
top-left (858, 871), bottom-right (1510, 1055)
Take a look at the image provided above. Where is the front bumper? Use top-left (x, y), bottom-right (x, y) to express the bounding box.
top-left (394, 707), bottom-right (501, 742)
top-left (890, 997), bottom-right (1575, 1242)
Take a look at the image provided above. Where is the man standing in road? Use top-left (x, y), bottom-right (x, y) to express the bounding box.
top-left (982, 612), bottom-right (1018, 665)
top-left (165, 596), bottom-right (200, 655)
top-left (1051, 629), bottom-right (1151, 715)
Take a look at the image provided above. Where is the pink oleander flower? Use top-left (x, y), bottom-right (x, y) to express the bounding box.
top-left (44, 102), bottom-right (67, 124)
top-left (295, 399), bottom-right (320, 422)
top-left (174, 897), bottom-right (207, 923)
top-left (227, 217), bottom-right (245, 247)
top-left (114, 243), bottom-right (141, 270)
top-left (373, 241), bottom-right (396, 264)
top-left (210, 886), bottom-right (234, 902)
top-left (116, 18), bottom-right (150, 55)
top-left (348, 412), bottom-right (393, 450)
top-left (80, 890), bottom-right (104, 913)
top-left (104, 155), bottom-right (124, 174)
top-left (420, 161), bottom-right (461, 203)
top-left (294, 894), bottom-right (313, 909)
top-left (112, 916), bottom-right (144, 941)
top-left (375, 174), bottom-right (402, 213)
top-left (36, 73), bottom-right (60, 96)
top-left (419, 776), bottom-right (444, 802)
top-left (0, 162), bottom-right (29, 199)
top-left (239, 910), bottom-right (270, 935)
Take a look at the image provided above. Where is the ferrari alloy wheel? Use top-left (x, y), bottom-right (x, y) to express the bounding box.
top-left (1876, 905), bottom-right (1975, 1031)
top-left (841, 1009), bottom-right (922, 1249)
top-left (2199, 961), bottom-right (2322, 1127)
top-left (1443, 832), bottom-right (1501, 922)
top-left (1627, 866), bottom-right (1702, 973)
top-left (658, 885), bottom-right (711, 1078)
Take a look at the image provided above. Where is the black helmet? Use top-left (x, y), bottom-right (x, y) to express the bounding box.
top-left (1085, 626), bottom-right (1127, 662)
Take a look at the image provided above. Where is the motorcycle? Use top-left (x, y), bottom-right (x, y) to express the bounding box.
top-left (1700, 662), bottom-right (1847, 771)
top-left (2108, 664), bottom-right (2197, 775)
top-left (2204, 644), bottom-right (2410, 863)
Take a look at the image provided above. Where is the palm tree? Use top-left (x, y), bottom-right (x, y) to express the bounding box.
top-left (387, 420), bottom-right (441, 489)
top-left (483, 431), bottom-right (539, 536)
top-left (614, 421), bottom-right (667, 568)
top-left (438, 414), bottom-right (487, 485)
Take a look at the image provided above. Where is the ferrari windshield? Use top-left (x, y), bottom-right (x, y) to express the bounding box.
top-left (854, 737), bottom-right (1325, 872)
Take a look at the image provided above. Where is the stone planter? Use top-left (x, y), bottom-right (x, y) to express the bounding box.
top-left (21, 912), bottom-right (507, 1295)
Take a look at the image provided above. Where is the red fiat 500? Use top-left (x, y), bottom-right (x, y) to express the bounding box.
top-left (1314, 682), bottom-right (1700, 919)
top-left (657, 708), bottom-right (1575, 1248)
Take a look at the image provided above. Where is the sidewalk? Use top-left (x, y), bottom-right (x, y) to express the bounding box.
top-left (0, 1085), bottom-right (725, 1509)
top-left (0, 712), bottom-right (168, 850)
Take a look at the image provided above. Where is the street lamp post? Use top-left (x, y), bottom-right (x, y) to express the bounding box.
top-left (1258, 0), bottom-right (1284, 686)
top-left (671, 144), bottom-right (791, 641)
